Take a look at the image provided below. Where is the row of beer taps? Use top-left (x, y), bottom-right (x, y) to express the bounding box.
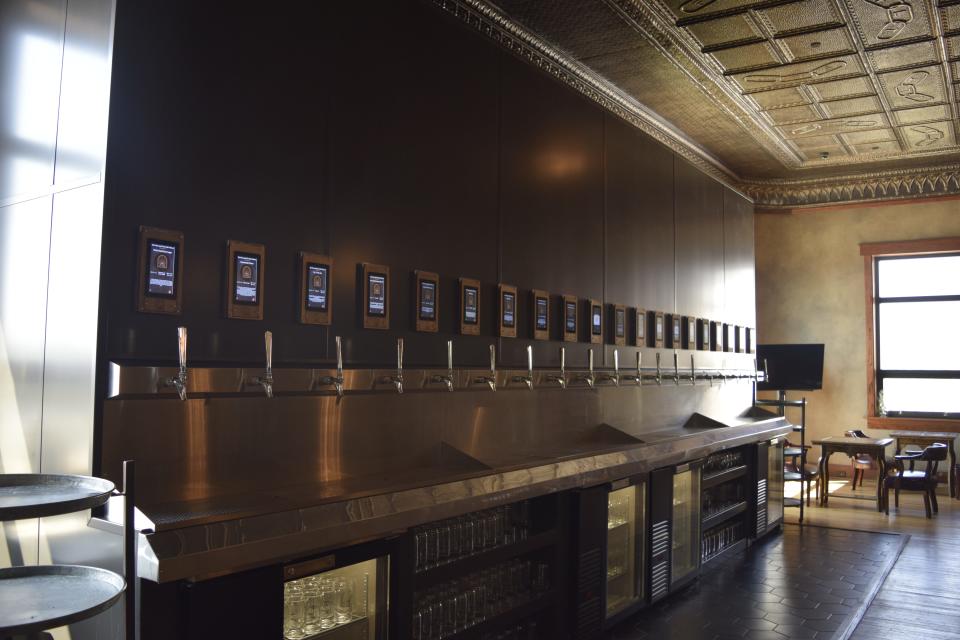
top-left (162, 327), bottom-right (762, 401)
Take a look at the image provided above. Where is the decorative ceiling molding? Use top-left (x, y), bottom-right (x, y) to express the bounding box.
top-left (743, 163), bottom-right (960, 209)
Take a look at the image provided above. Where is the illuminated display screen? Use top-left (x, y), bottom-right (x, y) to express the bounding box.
top-left (146, 240), bottom-right (177, 298)
top-left (502, 291), bottom-right (515, 328)
top-left (463, 286), bottom-right (478, 325)
top-left (615, 308), bottom-right (625, 338)
top-left (637, 313), bottom-right (645, 340)
top-left (535, 297), bottom-right (548, 331)
top-left (673, 319), bottom-right (681, 342)
top-left (305, 263), bottom-right (329, 311)
top-left (233, 253), bottom-right (260, 304)
top-left (592, 305), bottom-right (602, 335)
top-left (565, 301), bottom-right (577, 333)
top-left (688, 319), bottom-right (695, 344)
top-left (419, 280), bottom-right (436, 321)
top-left (368, 272), bottom-right (387, 317)
top-left (656, 316), bottom-right (663, 340)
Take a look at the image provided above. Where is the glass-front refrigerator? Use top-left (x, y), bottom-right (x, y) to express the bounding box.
top-left (606, 480), bottom-right (645, 620)
top-left (755, 438), bottom-right (785, 537)
top-left (282, 543), bottom-right (391, 640)
top-left (650, 460), bottom-right (703, 602)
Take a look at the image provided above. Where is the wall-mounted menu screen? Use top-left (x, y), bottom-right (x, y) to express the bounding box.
top-left (723, 323), bottom-right (733, 353)
top-left (413, 270), bottom-right (439, 333)
top-left (654, 312), bottom-right (664, 348)
top-left (361, 263), bottom-right (389, 329)
top-left (226, 240), bottom-right (265, 320)
top-left (589, 300), bottom-right (602, 344)
top-left (299, 252), bottom-right (332, 325)
top-left (699, 319), bottom-right (710, 351)
top-left (746, 327), bottom-right (754, 354)
top-left (137, 226), bottom-right (184, 315)
top-left (460, 278), bottom-right (481, 335)
top-left (685, 317), bottom-right (696, 350)
top-left (736, 325), bottom-right (745, 353)
top-left (635, 309), bottom-right (646, 347)
top-left (613, 305), bottom-right (626, 346)
top-left (562, 295), bottom-right (577, 342)
top-left (532, 289), bottom-right (549, 340)
top-left (499, 284), bottom-right (517, 338)
top-left (711, 321), bottom-right (721, 352)
top-left (667, 315), bottom-right (681, 348)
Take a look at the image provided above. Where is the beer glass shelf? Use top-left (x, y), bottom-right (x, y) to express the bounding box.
top-left (701, 465), bottom-right (748, 490)
top-left (701, 501), bottom-right (748, 531)
top-left (0, 466), bottom-right (135, 639)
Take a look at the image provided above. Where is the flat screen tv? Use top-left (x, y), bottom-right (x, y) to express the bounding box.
top-left (756, 344), bottom-right (825, 391)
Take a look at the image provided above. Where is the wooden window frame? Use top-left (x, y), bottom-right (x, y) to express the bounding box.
top-left (860, 236), bottom-right (960, 432)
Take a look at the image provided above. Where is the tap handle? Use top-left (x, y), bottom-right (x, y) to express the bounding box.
top-left (560, 347), bottom-right (565, 374)
top-left (588, 348), bottom-right (594, 373)
top-left (762, 358), bottom-right (769, 381)
top-left (636, 351), bottom-right (642, 375)
top-left (489, 344), bottom-right (496, 375)
top-left (690, 354), bottom-right (696, 384)
top-left (526, 345), bottom-right (533, 377)
top-left (613, 349), bottom-right (619, 374)
top-left (447, 340), bottom-right (453, 374)
top-left (264, 331), bottom-right (273, 375)
top-left (177, 326), bottom-right (188, 374)
top-left (335, 336), bottom-right (343, 378)
top-left (656, 352), bottom-right (661, 371)
top-left (397, 338), bottom-right (404, 373)
top-left (673, 352), bottom-right (679, 371)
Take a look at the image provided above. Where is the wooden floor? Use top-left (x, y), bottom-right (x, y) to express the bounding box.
top-left (785, 480), bottom-right (960, 639)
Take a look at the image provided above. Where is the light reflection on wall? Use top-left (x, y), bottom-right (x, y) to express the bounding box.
top-left (535, 148), bottom-right (587, 180)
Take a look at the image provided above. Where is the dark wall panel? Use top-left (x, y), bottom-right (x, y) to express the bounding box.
top-left (499, 56), bottom-right (605, 368)
top-left (723, 188), bottom-right (756, 328)
top-left (675, 158), bottom-right (725, 321)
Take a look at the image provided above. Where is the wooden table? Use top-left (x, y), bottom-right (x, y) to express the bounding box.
top-left (814, 436), bottom-right (894, 511)
top-left (889, 431), bottom-right (958, 499)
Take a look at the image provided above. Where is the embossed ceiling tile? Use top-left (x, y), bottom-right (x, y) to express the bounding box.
top-left (841, 128), bottom-right (897, 145)
top-left (893, 104), bottom-right (953, 125)
top-left (763, 104), bottom-right (822, 125)
top-left (755, 0), bottom-right (844, 35)
top-left (945, 35), bottom-right (960, 61)
top-left (732, 54), bottom-right (864, 92)
top-left (807, 76), bottom-right (876, 100)
top-left (777, 28), bottom-right (856, 62)
top-left (846, 139), bottom-right (902, 154)
top-left (821, 95), bottom-right (883, 117)
top-left (779, 113), bottom-right (889, 139)
top-left (900, 121), bottom-right (957, 150)
top-left (878, 65), bottom-right (947, 108)
top-left (686, 13), bottom-right (762, 47)
top-left (843, 0), bottom-right (933, 48)
top-left (709, 41), bottom-right (782, 73)
top-left (865, 40), bottom-right (940, 71)
top-left (790, 135), bottom-right (849, 160)
top-left (664, 0), bottom-right (764, 23)
top-left (940, 3), bottom-right (960, 35)
top-left (747, 86), bottom-right (810, 110)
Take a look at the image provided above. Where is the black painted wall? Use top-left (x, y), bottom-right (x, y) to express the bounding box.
top-left (99, 0), bottom-right (754, 371)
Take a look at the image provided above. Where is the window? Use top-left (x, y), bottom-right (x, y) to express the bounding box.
top-left (862, 237), bottom-right (960, 423)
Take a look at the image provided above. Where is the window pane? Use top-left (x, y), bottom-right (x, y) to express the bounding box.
top-left (877, 255), bottom-right (960, 297)
top-left (878, 301), bottom-right (960, 370)
top-left (882, 378), bottom-right (960, 414)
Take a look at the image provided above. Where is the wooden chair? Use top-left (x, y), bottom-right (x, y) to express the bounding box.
top-left (845, 429), bottom-right (876, 490)
top-left (784, 441), bottom-right (819, 506)
top-left (882, 443), bottom-right (948, 518)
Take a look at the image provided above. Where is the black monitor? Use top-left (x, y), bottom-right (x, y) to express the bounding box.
top-left (756, 344), bottom-right (825, 391)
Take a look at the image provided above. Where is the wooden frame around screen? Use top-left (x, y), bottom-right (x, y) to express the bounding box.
top-left (459, 277), bottom-right (481, 336)
top-left (137, 226), bottom-right (184, 315)
top-left (226, 239), bottom-right (265, 320)
top-left (498, 284), bottom-right (518, 338)
top-left (413, 270), bottom-right (439, 333)
top-left (860, 236), bottom-right (960, 432)
top-left (300, 252), bottom-right (332, 325)
top-left (361, 262), bottom-right (390, 330)
top-left (532, 289), bottom-right (550, 341)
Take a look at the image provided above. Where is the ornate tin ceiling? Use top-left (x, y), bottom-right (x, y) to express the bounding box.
top-left (433, 0), bottom-right (960, 208)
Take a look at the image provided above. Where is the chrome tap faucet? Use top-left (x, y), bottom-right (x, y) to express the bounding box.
top-left (690, 354), bottom-right (696, 386)
top-left (251, 331), bottom-right (274, 398)
top-left (545, 347), bottom-right (567, 389)
top-left (655, 352), bottom-right (662, 386)
top-left (509, 345), bottom-right (534, 390)
top-left (376, 338), bottom-right (404, 394)
top-left (621, 351), bottom-right (642, 386)
top-left (472, 345), bottom-right (497, 391)
top-left (596, 349), bottom-right (620, 387)
top-left (163, 326), bottom-right (188, 401)
top-left (673, 352), bottom-right (680, 385)
top-left (573, 349), bottom-right (596, 389)
top-left (428, 340), bottom-right (455, 392)
top-left (316, 335), bottom-right (345, 400)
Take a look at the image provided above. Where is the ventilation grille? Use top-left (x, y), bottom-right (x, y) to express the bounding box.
top-left (651, 520), bottom-right (670, 557)
top-left (575, 547), bottom-right (603, 638)
top-left (756, 478), bottom-right (768, 535)
top-left (651, 560), bottom-right (669, 600)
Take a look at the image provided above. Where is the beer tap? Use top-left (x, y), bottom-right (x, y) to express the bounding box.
top-left (315, 336), bottom-right (345, 400)
top-left (251, 331), bottom-right (274, 398)
top-left (376, 338), bottom-right (404, 394)
top-left (673, 352), bottom-right (680, 385)
top-left (690, 354), bottom-right (696, 386)
top-left (596, 349), bottom-right (620, 387)
top-left (621, 352), bottom-right (642, 386)
top-left (428, 340), bottom-right (455, 392)
top-left (162, 327), bottom-right (188, 401)
top-left (572, 349), bottom-right (596, 389)
top-left (509, 345), bottom-right (534, 390)
top-left (472, 345), bottom-right (497, 391)
top-left (545, 347), bottom-right (567, 389)
top-left (655, 352), bottom-right (662, 386)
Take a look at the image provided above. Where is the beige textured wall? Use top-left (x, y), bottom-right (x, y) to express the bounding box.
top-left (755, 198), bottom-right (960, 452)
